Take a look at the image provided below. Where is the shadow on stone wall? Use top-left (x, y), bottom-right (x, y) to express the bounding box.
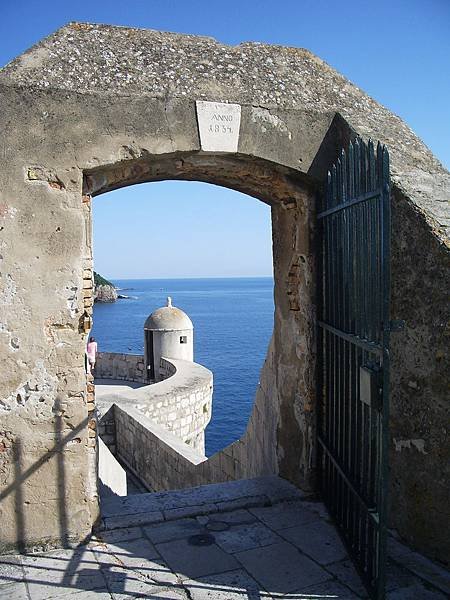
top-left (0, 399), bottom-right (92, 554)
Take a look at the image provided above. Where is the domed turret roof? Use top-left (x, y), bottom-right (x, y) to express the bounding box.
top-left (144, 297), bottom-right (193, 331)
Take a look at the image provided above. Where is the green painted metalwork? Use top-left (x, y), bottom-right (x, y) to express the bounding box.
top-left (317, 138), bottom-right (391, 600)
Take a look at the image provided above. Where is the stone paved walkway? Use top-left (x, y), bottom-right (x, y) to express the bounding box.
top-left (1, 477), bottom-right (449, 599)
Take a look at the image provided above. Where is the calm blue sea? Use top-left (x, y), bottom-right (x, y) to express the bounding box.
top-left (92, 278), bottom-right (274, 456)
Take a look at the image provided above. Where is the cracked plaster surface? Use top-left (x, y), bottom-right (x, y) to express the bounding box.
top-left (0, 360), bottom-right (58, 413)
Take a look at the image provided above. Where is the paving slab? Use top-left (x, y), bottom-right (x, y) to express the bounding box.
top-left (112, 591), bottom-right (187, 600)
top-left (21, 547), bottom-right (98, 574)
top-left (144, 518), bottom-right (204, 544)
top-left (128, 591), bottom-right (187, 600)
top-left (326, 559), bottom-right (367, 597)
top-left (156, 538), bottom-right (240, 580)
top-left (70, 591), bottom-right (112, 599)
top-left (102, 510), bottom-right (164, 530)
top-left (0, 581), bottom-right (29, 600)
top-left (16, 547), bottom-right (107, 599)
top-left (251, 477), bottom-right (308, 504)
top-left (92, 540), bottom-right (179, 590)
top-left (388, 536), bottom-right (414, 560)
top-left (101, 494), bottom-right (163, 518)
top-left (102, 565), bottom-right (172, 598)
top-left (386, 559), bottom-right (420, 592)
top-left (206, 509), bottom-right (257, 526)
top-left (184, 568), bottom-right (271, 599)
top-left (249, 501), bottom-right (320, 531)
top-left (164, 503), bottom-right (218, 521)
top-left (386, 583), bottom-right (447, 599)
top-left (91, 542), bottom-right (123, 570)
top-left (103, 538), bottom-right (160, 568)
top-left (25, 568), bottom-right (107, 600)
top-left (212, 520), bottom-right (283, 554)
top-left (100, 476), bottom-right (304, 522)
top-left (272, 579), bottom-right (361, 598)
top-left (0, 555), bottom-right (23, 586)
top-left (279, 518), bottom-right (347, 565)
top-left (234, 541), bottom-right (331, 594)
top-left (215, 495), bottom-right (270, 513)
top-left (297, 500), bottom-right (330, 520)
top-left (396, 551), bottom-right (450, 595)
top-left (155, 592), bottom-right (189, 599)
top-left (94, 527), bottom-right (143, 544)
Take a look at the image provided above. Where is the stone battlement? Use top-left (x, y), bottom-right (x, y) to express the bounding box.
top-left (96, 354), bottom-right (213, 453)
top-left (95, 352), bottom-right (147, 383)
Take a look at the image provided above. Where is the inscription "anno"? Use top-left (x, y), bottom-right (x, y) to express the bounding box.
top-left (211, 114), bottom-right (233, 122)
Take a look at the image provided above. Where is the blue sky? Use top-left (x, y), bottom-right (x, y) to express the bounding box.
top-left (1, 1), bottom-right (449, 278)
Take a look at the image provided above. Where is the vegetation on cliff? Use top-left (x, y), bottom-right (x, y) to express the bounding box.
top-left (93, 271), bottom-right (117, 303)
top-left (94, 271), bottom-right (115, 288)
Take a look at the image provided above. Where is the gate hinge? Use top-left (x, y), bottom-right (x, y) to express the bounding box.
top-left (388, 319), bottom-right (406, 332)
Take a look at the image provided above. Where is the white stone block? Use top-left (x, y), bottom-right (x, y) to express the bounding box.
top-left (196, 101), bottom-right (241, 152)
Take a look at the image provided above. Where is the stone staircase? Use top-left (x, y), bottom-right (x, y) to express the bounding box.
top-left (99, 475), bottom-right (309, 531)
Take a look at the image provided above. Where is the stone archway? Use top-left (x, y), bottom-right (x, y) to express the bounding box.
top-left (84, 148), bottom-right (320, 480)
top-left (0, 23), bottom-right (448, 565)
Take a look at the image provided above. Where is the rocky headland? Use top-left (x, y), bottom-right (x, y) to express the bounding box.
top-left (94, 271), bottom-right (118, 303)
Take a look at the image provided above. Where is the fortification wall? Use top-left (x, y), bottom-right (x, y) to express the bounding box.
top-left (95, 352), bottom-right (147, 383)
top-left (96, 357), bottom-right (213, 453)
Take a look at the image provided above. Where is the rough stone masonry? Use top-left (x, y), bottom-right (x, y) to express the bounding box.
top-left (0, 23), bottom-right (448, 565)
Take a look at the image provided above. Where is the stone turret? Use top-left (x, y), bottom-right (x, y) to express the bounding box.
top-left (144, 298), bottom-right (194, 381)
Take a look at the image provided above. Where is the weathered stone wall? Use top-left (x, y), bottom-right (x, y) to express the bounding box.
top-left (389, 188), bottom-right (450, 563)
top-left (0, 24), bottom-right (448, 562)
top-left (95, 352), bottom-right (147, 383)
top-left (96, 357), bottom-right (213, 453)
top-left (97, 406), bottom-right (117, 455)
top-left (114, 404), bottom-right (207, 491)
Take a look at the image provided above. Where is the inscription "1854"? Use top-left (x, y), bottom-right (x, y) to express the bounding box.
top-left (196, 101), bottom-right (241, 152)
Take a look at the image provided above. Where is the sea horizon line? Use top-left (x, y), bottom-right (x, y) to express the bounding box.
top-left (106, 275), bottom-right (274, 281)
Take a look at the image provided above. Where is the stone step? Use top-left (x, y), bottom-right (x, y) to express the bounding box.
top-left (98, 475), bottom-right (311, 531)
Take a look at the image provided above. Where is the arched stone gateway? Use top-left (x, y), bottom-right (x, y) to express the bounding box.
top-left (0, 23), bottom-right (448, 567)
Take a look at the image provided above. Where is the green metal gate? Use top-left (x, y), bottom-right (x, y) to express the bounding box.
top-left (317, 138), bottom-right (391, 599)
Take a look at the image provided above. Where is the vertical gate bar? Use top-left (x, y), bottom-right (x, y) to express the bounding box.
top-left (362, 139), bottom-right (370, 533)
top-left (326, 170), bottom-right (332, 506)
top-left (325, 170), bottom-right (331, 460)
top-left (335, 160), bottom-right (342, 466)
top-left (377, 143), bottom-right (391, 599)
top-left (337, 156), bottom-right (345, 526)
top-left (344, 148), bottom-right (351, 426)
top-left (331, 165), bottom-right (338, 516)
top-left (367, 195), bottom-right (373, 508)
top-left (326, 211), bottom-right (332, 448)
top-left (368, 199), bottom-right (377, 503)
top-left (349, 140), bottom-right (360, 551)
top-left (354, 142), bottom-right (363, 556)
top-left (342, 150), bottom-right (351, 533)
top-left (348, 141), bottom-right (357, 549)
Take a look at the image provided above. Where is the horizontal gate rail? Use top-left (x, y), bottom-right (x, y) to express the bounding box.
top-left (317, 189), bottom-right (382, 219)
top-left (317, 320), bottom-right (382, 355)
top-left (317, 435), bottom-right (379, 519)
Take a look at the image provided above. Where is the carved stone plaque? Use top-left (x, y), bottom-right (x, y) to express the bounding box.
top-left (196, 101), bottom-right (241, 152)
